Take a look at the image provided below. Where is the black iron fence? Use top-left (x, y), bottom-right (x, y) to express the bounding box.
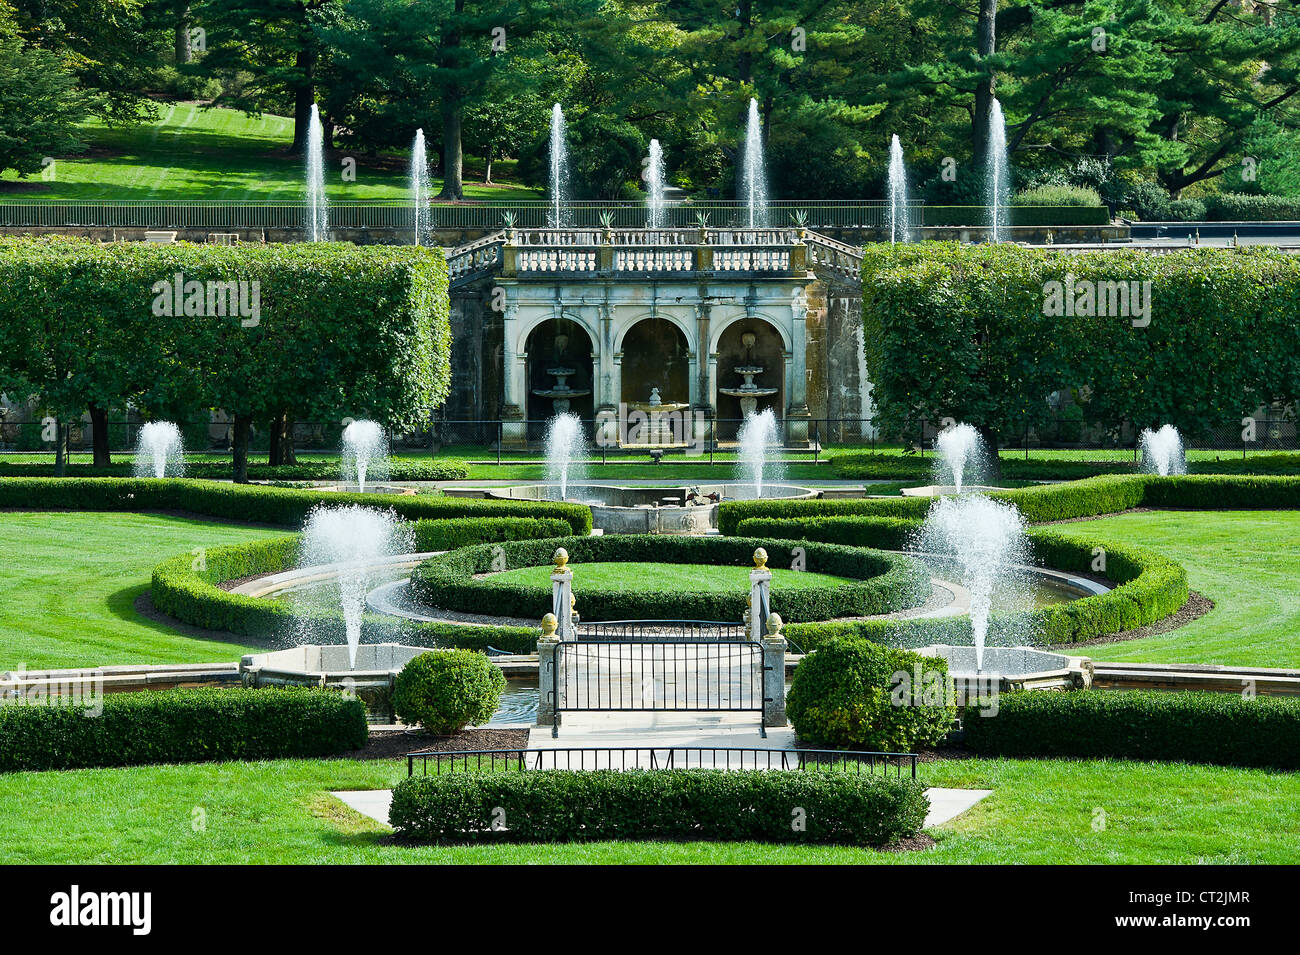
top-left (406, 746), bottom-right (920, 778)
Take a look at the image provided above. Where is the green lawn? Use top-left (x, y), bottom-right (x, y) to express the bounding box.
top-left (486, 562), bottom-right (855, 592)
top-left (0, 102), bottom-right (539, 202)
top-left (0, 512), bottom-right (283, 670)
top-left (1053, 510), bottom-right (1300, 668)
top-left (1, 755), bottom-right (1295, 864)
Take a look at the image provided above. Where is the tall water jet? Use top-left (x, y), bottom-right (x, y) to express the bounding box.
top-left (132, 421), bottom-right (185, 479)
top-left (645, 138), bottom-right (667, 228)
top-left (986, 98), bottom-right (1010, 243)
top-left (739, 98), bottom-right (769, 228)
top-left (1140, 424), bottom-right (1186, 476)
top-left (341, 420), bottom-right (388, 493)
top-left (305, 103), bottom-right (329, 241)
top-left (919, 495), bottom-right (1031, 671)
top-left (548, 103), bottom-right (570, 228)
top-left (544, 412), bottom-right (587, 500)
top-left (737, 408), bottom-right (781, 498)
top-left (410, 128), bottom-right (431, 246)
top-left (298, 504), bottom-right (412, 669)
top-left (934, 422), bottom-right (987, 493)
top-left (886, 134), bottom-right (910, 244)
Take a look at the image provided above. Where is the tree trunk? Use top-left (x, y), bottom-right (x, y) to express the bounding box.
top-left (484, 144), bottom-right (494, 184)
top-left (978, 423), bottom-right (1002, 481)
top-left (90, 404), bottom-right (111, 468)
top-left (267, 411), bottom-right (297, 466)
top-left (972, 0), bottom-right (998, 171)
top-left (174, 4), bottom-right (192, 65)
top-left (53, 420), bottom-right (68, 477)
top-left (438, 97), bottom-right (464, 200)
top-left (232, 414), bottom-right (252, 483)
top-left (290, 49), bottom-right (316, 154)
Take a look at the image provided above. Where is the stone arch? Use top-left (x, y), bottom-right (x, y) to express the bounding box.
top-left (523, 317), bottom-right (596, 431)
top-left (618, 316), bottom-right (692, 409)
top-left (713, 316), bottom-right (786, 435)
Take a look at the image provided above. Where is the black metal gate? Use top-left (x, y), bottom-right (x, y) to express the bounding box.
top-left (549, 621), bottom-right (767, 738)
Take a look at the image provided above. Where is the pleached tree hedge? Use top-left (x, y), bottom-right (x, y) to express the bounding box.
top-left (0, 238), bottom-right (450, 480)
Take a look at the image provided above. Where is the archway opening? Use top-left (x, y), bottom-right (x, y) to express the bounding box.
top-left (525, 318), bottom-right (595, 440)
top-left (620, 317), bottom-right (690, 408)
top-left (715, 318), bottom-right (784, 438)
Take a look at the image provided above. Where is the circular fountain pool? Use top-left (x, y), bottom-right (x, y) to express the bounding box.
top-left (487, 483), bottom-right (819, 534)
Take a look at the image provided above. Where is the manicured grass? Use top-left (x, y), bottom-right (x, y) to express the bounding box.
top-left (1, 755), bottom-right (1295, 863)
top-left (486, 561), bottom-right (856, 592)
top-left (0, 102), bottom-right (538, 201)
top-left (1052, 510), bottom-right (1300, 668)
top-left (0, 512), bottom-right (283, 669)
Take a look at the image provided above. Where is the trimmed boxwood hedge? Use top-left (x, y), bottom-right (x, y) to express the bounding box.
top-left (149, 528), bottom-right (542, 654)
top-left (413, 516), bottom-right (573, 552)
top-left (719, 473), bottom-right (1300, 535)
top-left (408, 535), bottom-right (930, 623)
top-left (0, 459), bottom-right (469, 481)
top-left (832, 451), bottom-right (1300, 481)
top-left (740, 517), bottom-right (1187, 649)
top-left (388, 769), bottom-right (929, 847)
top-left (0, 687), bottom-right (367, 772)
top-left (0, 477), bottom-right (591, 534)
top-left (963, 690), bottom-right (1300, 770)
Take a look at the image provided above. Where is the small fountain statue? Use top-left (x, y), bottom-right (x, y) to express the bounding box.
top-left (531, 332), bottom-right (591, 415)
top-left (719, 332), bottom-right (778, 418)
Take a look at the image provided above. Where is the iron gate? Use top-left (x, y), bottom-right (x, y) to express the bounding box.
top-left (549, 622), bottom-right (767, 737)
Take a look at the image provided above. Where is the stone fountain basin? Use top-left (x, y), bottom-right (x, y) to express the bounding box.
top-left (316, 483), bottom-right (416, 495)
top-left (240, 643), bottom-right (433, 723)
top-left (915, 644), bottom-right (1094, 694)
top-left (488, 483), bottom-right (820, 534)
top-left (900, 484), bottom-right (1003, 497)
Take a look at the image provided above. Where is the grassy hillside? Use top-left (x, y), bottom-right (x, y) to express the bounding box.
top-left (0, 102), bottom-right (539, 202)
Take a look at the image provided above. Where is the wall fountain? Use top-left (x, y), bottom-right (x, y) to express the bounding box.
top-left (718, 331), bottom-right (779, 419)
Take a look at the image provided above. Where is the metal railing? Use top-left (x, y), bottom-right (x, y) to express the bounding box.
top-left (575, 620), bottom-right (746, 642)
top-left (406, 746), bottom-right (920, 778)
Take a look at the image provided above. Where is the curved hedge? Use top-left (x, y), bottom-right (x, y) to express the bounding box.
top-left (0, 477), bottom-right (591, 534)
top-left (0, 687), bottom-right (367, 772)
top-left (150, 527), bottom-right (543, 654)
top-left (737, 516), bottom-right (1187, 649)
top-left (719, 473), bottom-right (1300, 535)
top-left (963, 690), bottom-right (1300, 770)
top-left (408, 535), bottom-right (930, 623)
top-left (412, 516), bottom-right (573, 552)
top-left (389, 769), bottom-right (929, 847)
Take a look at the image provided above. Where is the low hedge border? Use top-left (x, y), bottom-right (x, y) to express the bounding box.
top-left (388, 769), bottom-right (929, 847)
top-left (0, 687), bottom-right (367, 772)
top-left (831, 451), bottom-right (1300, 481)
top-left (963, 690), bottom-right (1300, 770)
top-left (719, 474), bottom-right (1300, 535)
top-left (413, 516), bottom-right (574, 551)
top-left (0, 477), bottom-right (591, 534)
top-left (735, 516), bottom-right (1187, 648)
top-left (408, 535), bottom-right (931, 623)
top-left (150, 526), bottom-right (543, 655)
top-left (0, 459), bottom-right (469, 481)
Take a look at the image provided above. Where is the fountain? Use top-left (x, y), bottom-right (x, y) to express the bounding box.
top-left (886, 134), bottom-right (909, 244)
top-left (544, 412), bottom-right (587, 499)
top-left (305, 103), bottom-right (329, 242)
top-left (737, 408), bottom-right (781, 499)
top-left (132, 421), bottom-right (184, 478)
top-left (986, 98), bottom-right (1010, 243)
top-left (719, 331), bottom-right (779, 419)
top-left (531, 331), bottom-right (591, 415)
top-left (296, 504), bottom-right (413, 669)
top-left (410, 128), bottom-right (431, 246)
top-left (917, 494), bottom-right (1031, 672)
top-left (740, 98), bottom-right (768, 228)
top-left (935, 422), bottom-right (985, 493)
top-left (341, 420), bottom-right (388, 493)
top-left (646, 138), bottom-right (667, 229)
top-left (548, 103), bottom-right (570, 228)
top-left (1140, 424), bottom-right (1186, 476)
top-left (626, 386), bottom-right (691, 445)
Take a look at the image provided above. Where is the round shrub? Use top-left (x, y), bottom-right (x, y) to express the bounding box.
top-left (392, 650), bottom-right (506, 734)
top-left (787, 638), bottom-right (955, 751)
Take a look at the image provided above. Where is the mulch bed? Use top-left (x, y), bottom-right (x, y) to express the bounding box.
top-left (345, 726), bottom-right (529, 760)
top-left (1049, 590), bottom-right (1214, 650)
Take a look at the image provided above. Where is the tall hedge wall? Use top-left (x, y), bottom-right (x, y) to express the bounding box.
top-left (859, 244), bottom-right (1300, 442)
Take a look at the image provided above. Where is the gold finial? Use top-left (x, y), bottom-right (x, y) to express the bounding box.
top-left (553, 547), bottom-right (569, 570)
top-left (540, 613), bottom-right (558, 637)
top-left (752, 547), bottom-right (768, 570)
top-left (765, 612), bottom-right (784, 636)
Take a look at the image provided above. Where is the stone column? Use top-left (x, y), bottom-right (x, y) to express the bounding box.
top-left (761, 613), bottom-right (788, 728)
top-left (749, 547), bottom-right (771, 642)
top-left (692, 301), bottom-right (714, 446)
top-left (786, 287), bottom-right (812, 445)
top-left (500, 301), bottom-right (527, 447)
top-left (536, 612), bottom-right (561, 730)
top-left (550, 548), bottom-right (574, 639)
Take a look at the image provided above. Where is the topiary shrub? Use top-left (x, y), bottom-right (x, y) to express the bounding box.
top-left (392, 650), bottom-right (506, 734)
top-left (786, 638), bottom-right (956, 751)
